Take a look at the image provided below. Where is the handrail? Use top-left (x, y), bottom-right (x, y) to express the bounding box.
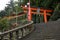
top-left (0, 21), bottom-right (34, 40)
top-left (0, 12), bottom-right (26, 21)
top-left (0, 21), bottom-right (33, 35)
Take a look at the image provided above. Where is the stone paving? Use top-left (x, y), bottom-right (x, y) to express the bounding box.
top-left (20, 21), bottom-right (60, 40)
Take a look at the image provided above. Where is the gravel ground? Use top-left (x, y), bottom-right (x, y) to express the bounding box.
top-left (20, 21), bottom-right (60, 40)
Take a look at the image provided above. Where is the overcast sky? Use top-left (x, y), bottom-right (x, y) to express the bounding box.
top-left (0, 0), bottom-right (10, 11)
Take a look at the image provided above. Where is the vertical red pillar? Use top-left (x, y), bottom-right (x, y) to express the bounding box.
top-left (44, 10), bottom-right (47, 23)
top-left (28, 0), bottom-right (31, 21)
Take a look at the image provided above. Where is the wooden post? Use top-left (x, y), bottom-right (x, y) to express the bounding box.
top-left (44, 10), bottom-right (47, 23)
top-left (28, 0), bottom-right (31, 21)
top-left (28, 9), bottom-right (32, 21)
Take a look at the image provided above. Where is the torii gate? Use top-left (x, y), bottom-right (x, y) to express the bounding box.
top-left (22, 0), bottom-right (53, 23)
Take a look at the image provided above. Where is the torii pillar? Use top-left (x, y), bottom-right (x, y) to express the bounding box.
top-left (27, 0), bottom-right (32, 21)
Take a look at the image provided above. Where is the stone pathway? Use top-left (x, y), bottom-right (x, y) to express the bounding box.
top-left (20, 21), bottom-right (60, 40)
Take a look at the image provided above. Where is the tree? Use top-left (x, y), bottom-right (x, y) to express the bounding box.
top-left (50, 3), bottom-right (60, 21)
top-left (0, 18), bottom-right (10, 32)
top-left (13, 0), bottom-right (23, 13)
top-left (0, 10), bottom-right (7, 17)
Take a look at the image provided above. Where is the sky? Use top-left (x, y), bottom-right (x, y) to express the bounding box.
top-left (0, 0), bottom-right (10, 11)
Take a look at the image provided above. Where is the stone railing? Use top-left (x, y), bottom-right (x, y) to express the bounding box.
top-left (0, 21), bottom-right (34, 40)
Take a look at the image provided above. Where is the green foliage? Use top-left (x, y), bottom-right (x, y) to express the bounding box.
top-left (23, 0), bottom-right (59, 9)
top-left (50, 3), bottom-right (60, 21)
top-left (12, 0), bottom-right (23, 14)
top-left (40, 0), bottom-right (53, 8)
top-left (0, 0), bottom-right (23, 17)
top-left (0, 10), bottom-right (7, 17)
top-left (14, 6), bottom-right (23, 14)
top-left (5, 6), bottom-right (13, 16)
top-left (0, 18), bottom-right (10, 32)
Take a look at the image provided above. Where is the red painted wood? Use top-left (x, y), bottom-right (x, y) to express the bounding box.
top-left (22, 6), bottom-right (53, 23)
top-left (44, 10), bottom-right (47, 23)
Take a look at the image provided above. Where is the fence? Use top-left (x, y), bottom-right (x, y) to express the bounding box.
top-left (0, 21), bottom-right (33, 40)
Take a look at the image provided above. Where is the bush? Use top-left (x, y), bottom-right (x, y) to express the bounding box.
top-left (0, 18), bottom-right (10, 32)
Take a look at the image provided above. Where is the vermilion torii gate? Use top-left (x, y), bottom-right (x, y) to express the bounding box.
top-left (22, 0), bottom-right (53, 23)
